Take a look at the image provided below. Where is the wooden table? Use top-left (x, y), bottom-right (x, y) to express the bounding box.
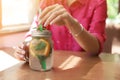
top-left (0, 47), bottom-right (120, 80)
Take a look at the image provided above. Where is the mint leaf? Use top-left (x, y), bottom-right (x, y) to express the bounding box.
top-left (37, 55), bottom-right (46, 70)
top-left (38, 24), bottom-right (43, 31)
top-left (35, 41), bottom-right (46, 50)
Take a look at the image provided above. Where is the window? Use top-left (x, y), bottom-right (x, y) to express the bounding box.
top-left (0, 0), bottom-right (40, 33)
top-left (107, 0), bottom-right (119, 19)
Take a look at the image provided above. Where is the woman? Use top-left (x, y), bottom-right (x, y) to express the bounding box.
top-left (14, 0), bottom-right (107, 61)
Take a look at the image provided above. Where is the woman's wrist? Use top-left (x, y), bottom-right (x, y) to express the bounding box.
top-left (68, 18), bottom-right (84, 37)
top-left (73, 24), bottom-right (84, 37)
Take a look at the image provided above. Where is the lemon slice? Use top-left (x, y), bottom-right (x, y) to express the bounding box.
top-left (29, 38), bottom-right (50, 57)
top-left (29, 39), bottom-right (37, 57)
top-left (39, 39), bottom-right (50, 56)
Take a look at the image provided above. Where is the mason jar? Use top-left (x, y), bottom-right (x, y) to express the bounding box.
top-left (29, 30), bottom-right (53, 71)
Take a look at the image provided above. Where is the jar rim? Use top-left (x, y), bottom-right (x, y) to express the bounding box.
top-left (32, 30), bottom-right (52, 37)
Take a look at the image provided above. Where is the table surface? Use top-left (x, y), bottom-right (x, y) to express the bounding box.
top-left (0, 47), bottom-right (120, 80)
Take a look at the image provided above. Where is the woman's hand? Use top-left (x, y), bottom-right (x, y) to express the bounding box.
top-left (14, 42), bottom-right (29, 62)
top-left (39, 4), bottom-right (76, 28)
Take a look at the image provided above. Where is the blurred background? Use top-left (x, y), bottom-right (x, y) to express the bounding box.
top-left (104, 0), bottom-right (120, 54)
top-left (107, 0), bottom-right (120, 24)
top-left (107, 0), bottom-right (119, 19)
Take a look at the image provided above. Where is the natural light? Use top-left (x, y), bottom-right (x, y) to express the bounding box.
top-left (59, 55), bottom-right (81, 70)
top-left (0, 50), bottom-right (20, 71)
top-left (2, 0), bottom-right (38, 26)
top-left (112, 45), bottom-right (120, 53)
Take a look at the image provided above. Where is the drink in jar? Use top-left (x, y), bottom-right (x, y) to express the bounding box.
top-left (29, 30), bottom-right (53, 71)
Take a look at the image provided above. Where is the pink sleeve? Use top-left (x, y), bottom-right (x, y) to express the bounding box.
top-left (24, 0), bottom-right (50, 39)
top-left (89, 0), bottom-right (107, 53)
top-left (25, 15), bottom-right (38, 39)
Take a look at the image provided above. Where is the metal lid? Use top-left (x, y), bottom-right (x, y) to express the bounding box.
top-left (32, 30), bottom-right (52, 37)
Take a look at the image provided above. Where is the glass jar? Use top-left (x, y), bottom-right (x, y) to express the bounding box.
top-left (29, 30), bottom-right (53, 71)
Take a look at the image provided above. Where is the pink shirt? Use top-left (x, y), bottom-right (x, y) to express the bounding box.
top-left (26, 0), bottom-right (107, 52)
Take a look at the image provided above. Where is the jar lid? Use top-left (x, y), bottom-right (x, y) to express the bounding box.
top-left (32, 30), bottom-right (52, 37)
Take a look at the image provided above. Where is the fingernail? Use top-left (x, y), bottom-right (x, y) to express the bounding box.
top-left (50, 22), bottom-right (53, 25)
top-left (44, 23), bottom-right (47, 27)
top-left (18, 54), bottom-right (24, 58)
top-left (21, 51), bottom-right (25, 55)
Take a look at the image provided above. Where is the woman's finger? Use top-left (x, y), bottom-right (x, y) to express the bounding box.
top-left (44, 8), bottom-right (65, 26)
top-left (40, 4), bottom-right (59, 19)
top-left (39, 4), bottom-right (62, 25)
top-left (14, 52), bottom-right (25, 61)
top-left (50, 12), bottom-right (67, 25)
top-left (14, 46), bottom-right (25, 55)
